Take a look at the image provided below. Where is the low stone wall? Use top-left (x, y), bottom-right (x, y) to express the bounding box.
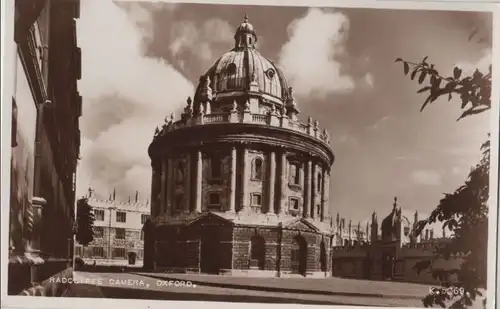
top-left (8, 257), bottom-right (71, 295)
top-left (18, 266), bottom-right (73, 296)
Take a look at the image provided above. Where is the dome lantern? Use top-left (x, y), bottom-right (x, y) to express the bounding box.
top-left (234, 13), bottom-right (257, 50)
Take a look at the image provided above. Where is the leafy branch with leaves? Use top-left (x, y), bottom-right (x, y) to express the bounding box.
top-left (396, 56), bottom-right (491, 309)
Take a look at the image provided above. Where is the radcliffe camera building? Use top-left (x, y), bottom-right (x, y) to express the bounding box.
top-left (144, 16), bottom-right (335, 277)
top-left (8, 0), bottom-right (82, 294)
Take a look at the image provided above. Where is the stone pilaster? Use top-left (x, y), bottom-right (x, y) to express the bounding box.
top-left (267, 151), bottom-right (276, 214)
top-left (241, 147), bottom-right (249, 211)
top-left (194, 151), bottom-right (203, 213)
top-left (160, 159), bottom-right (167, 214)
top-left (229, 147), bottom-right (237, 212)
top-left (166, 158), bottom-right (174, 215)
top-left (184, 153), bottom-right (191, 213)
top-left (279, 151), bottom-right (287, 215)
top-left (304, 160), bottom-right (312, 218)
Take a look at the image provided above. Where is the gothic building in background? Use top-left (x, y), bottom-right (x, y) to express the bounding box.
top-left (8, 0), bottom-right (82, 294)
top-left (144, 16), bottom-right (335, 277)
top-left (331, 197), bottom-right (459, 284)
top-left (75, 193), bottom-right (150, 267)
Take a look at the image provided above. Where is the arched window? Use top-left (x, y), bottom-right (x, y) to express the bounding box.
top-left (250, 236), bottom-right (265, 270)
top-left (320, 241), bottom-right (327, 272)
top-left (252, 157), bottom-right (263, 180)
top-left (289, 162), bottom-right (301, 185)
top-left (227, 63), bottom-right (237, 75)
top-left (175, 162), bottom-right (184, 184)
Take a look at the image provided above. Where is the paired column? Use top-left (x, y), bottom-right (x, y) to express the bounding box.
top-left (194, 151), bottom-right (203, 212)
top-left (166, 158), bottom-right (174, 215)
top-left (267, 151), bottom-right (276, 214)
top-left (229, 147), bottom-right (237, 212)
top-left (184, 154), bottom-right (191, 213)
top-left (241, 148), bottom-right (249, 210)
top-left (279, 151), bottom-right (287, 214)
top-left (320, 168), bottom-right (326, 221)
top-left (323, 171), bottom-right (330, 221)
top-left (160, 159), bottom-right (167, 214)
top-left (303, 160), bottom-right (312, 218)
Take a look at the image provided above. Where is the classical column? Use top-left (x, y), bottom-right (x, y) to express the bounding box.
top-left (229, 147), bottom-right (237, 212)
top-left (166, 158), bottom-right (174, 215)
top-left (320, 168), bottom-right (326, 222)
top-left (195, 151), bottom-right (203, 213)
top-left (323, 170), bottom-right (330, 221)
top-left (160, 158), bottom-right (167, 214)
top-left (241, 147), bottom-right (249, 211)
top-left (267, 151), bottom-right (276, 214)
top-left (304, 160), bottom-right (312, 218)
top-left (184, 154), bottom-right (191, 213)
top-left (279, 151), bottom-right (287, 214)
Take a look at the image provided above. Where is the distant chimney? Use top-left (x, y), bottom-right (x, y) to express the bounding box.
top-left (112, 188), bottom-right (116, 201)
top-left (135, 191), bottom-right (139, 203)
top-left (128, 196), bottom-right (131, 203)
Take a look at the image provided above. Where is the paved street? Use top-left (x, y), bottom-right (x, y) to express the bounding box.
top-left (65, 271), bottom-right (428, 307)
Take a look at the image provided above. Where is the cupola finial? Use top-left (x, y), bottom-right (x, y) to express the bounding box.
top-left (244, 13), bottom-right (248, 23)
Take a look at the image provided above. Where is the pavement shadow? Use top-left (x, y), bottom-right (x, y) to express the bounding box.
top-left (67, 284), bottom-right (383, 306)
top-left (136, 273), bottom-right (422, 300)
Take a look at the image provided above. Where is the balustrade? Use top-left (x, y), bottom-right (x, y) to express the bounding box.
top-left (159, 110), bottom-right (330, 144)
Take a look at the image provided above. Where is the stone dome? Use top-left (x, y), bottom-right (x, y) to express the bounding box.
top-left (193, 15), bottom-right (290, 108)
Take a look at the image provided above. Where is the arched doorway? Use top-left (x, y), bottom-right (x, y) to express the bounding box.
top-left (250, 236), bottom-right (265, 270)
top-left (200, 226), bottom-right (220, 274)
top-left (128, 252), bottom-right (137, 265)
top-left (320, 241), bottom-right (327, 272)
top-left (291, 235), bottom-right (307, 276)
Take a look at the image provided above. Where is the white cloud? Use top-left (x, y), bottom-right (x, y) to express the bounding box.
top-left (454, 48), bottom-right (492, 75)
top-left (278, 8), bottom-right (354, 99)
top-left (363, 73), bottom-right (374, 88)
top-left (410, 170), bottom-right (443, 186)
top-left (169, 18), bottom-right (233, 66)
top-left (76, 0), bottom-right (193, 201)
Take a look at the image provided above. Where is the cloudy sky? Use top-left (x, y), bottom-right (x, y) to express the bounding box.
top-left (76, 0), bottom-right (492, 225)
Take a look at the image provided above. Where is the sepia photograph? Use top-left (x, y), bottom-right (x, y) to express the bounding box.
top-left (1, 0), bottom-right (499, 309)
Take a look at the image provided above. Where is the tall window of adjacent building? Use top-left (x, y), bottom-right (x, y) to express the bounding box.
top-left (94, 209), bottom-right (105, 221)
top-left (251, 157), bottom-right (263, 181)
top-left (210, 156), bottom-right (222, 179)
top-left (289, 162), bottom-right (301, 186)
top-left (141, 214), bottom-right (148, 224)
top-left (116, 211), bottom-right (126, 223)
top-left (93, 227), bottom-right (104, 238)
top-left (113, 248), bottom-right (126, 258)
top-left (140, 230), bottom-right (144, 241)
top-left (92, 247), bottom-right (104, 257)
top-left (115, 228), bottom-right (126, 240)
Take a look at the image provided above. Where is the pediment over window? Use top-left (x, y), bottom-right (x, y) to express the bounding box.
top-left (283, 218), bottom-right (320, 233)
top-left (188, 212), bottom-right (234, 227)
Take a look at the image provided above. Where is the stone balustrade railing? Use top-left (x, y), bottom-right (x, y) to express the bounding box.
top-left (157, 110), bottom-right (331, 144)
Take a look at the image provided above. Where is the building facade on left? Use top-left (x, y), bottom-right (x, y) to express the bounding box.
top-left (8, 0), bottom-right (82, 295)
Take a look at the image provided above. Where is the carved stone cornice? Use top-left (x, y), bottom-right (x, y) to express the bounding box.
top-left (149, 124), bottom-right (334, 166)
